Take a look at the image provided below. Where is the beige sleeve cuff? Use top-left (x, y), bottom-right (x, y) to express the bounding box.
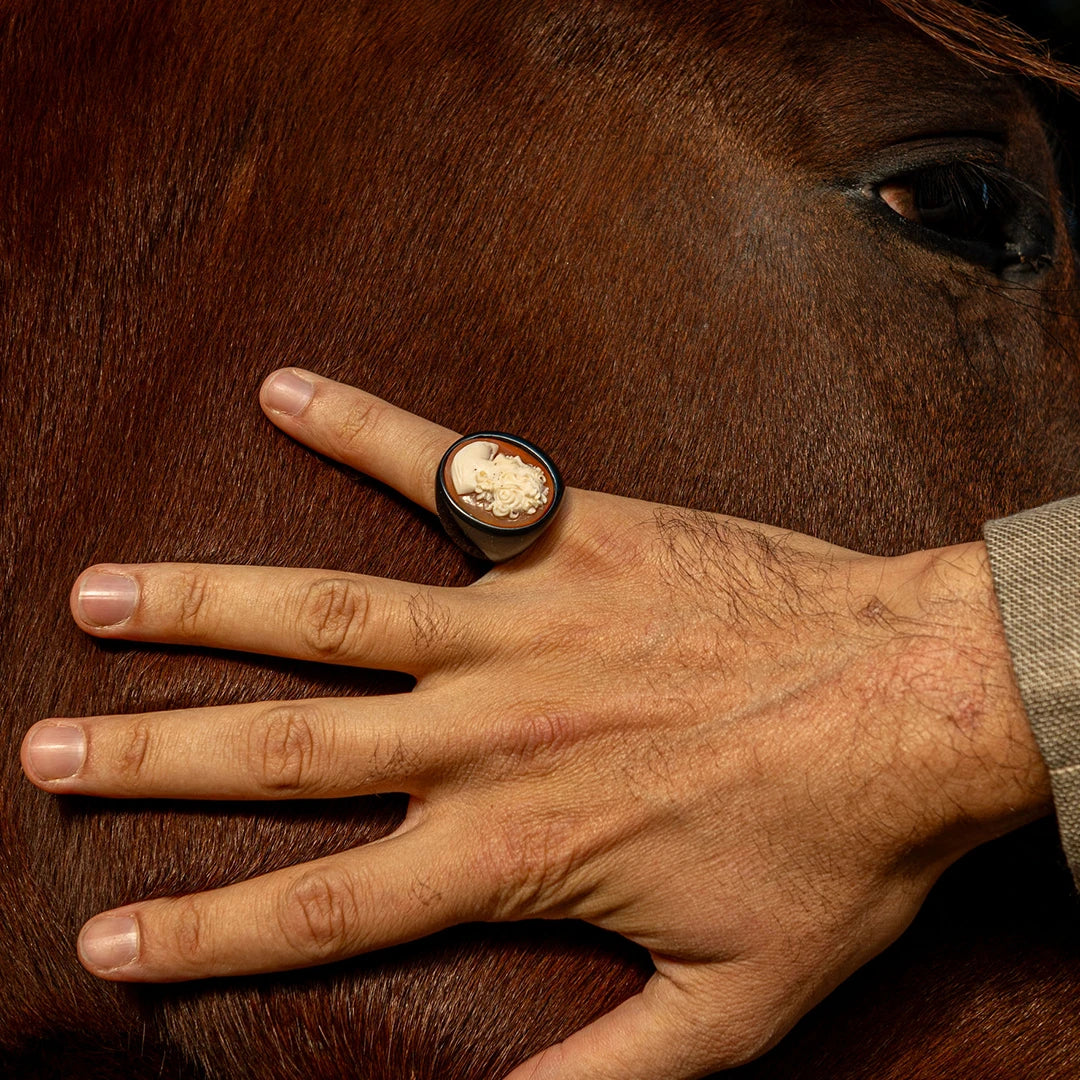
top-left (984, 496), bottom-right (1080, 889)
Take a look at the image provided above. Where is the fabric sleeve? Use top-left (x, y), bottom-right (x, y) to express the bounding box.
top-left (983, 496), bottom-right (1080, 889)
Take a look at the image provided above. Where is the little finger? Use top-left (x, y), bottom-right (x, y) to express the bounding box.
top-left (260, 369), bottom-right (458, 512)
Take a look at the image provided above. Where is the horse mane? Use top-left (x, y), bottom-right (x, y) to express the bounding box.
top-left (880, 0), bottom-right (1080, 92)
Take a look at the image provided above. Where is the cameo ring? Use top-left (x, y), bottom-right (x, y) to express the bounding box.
top-left (436, 432), bottom-right (564, 562)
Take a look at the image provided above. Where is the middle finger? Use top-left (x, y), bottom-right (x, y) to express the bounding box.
top-left (71, 562), bottom-right (486, 677)
top-left (21, 693), bottom-right (463, 799)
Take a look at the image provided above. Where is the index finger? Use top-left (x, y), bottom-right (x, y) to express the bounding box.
top-left (260, 369), bottom-right (460, 512)
top-left (77, 820), bottom-right (480, 982)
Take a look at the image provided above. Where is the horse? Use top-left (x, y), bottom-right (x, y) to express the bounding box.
top-left (3, 0), bottom-right (1080, 1076)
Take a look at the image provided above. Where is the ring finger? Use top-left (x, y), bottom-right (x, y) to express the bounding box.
top-left (71, 562), bottom-right (489, 676)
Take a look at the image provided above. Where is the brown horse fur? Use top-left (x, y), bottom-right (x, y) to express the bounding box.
top-left (3, 1), bottom-right (1080, 1077)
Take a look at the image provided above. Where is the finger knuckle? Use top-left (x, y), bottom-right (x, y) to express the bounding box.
top-left (483, 811), bottom-right (582, 919)
top-left (497, 709), bottom-right (578, 774)
top-left (115, 719), bottom-right (153, 783)
top-left (175, 566), bottom-right (215, 635)
top-left (336, 395), bottom-right (384, 455)
top-left (277, 868), bottom-right (363, 962)
top-left (164, 894), bottom-right (209, 970)
top-left (556, 512), bottom-right (643, 581)
top-left (296, 576), bottom-right (371, 661)
top-left (249, 706), bottom-right (321, 795)
top-left (407, 433), bottom-right (449, 498)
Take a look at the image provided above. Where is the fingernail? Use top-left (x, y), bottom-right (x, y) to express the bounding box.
top-left (77, 572), bottom-right (138, 626)
top-left (80, 915), bottom-right (139, 971)
top-left (263, 369), bottom-right (314, 416)
top-left (26, 724), bottom-right (86, 780)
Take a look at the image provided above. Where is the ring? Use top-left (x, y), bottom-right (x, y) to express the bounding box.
top-left (435, 432), bottom-right (564, 562)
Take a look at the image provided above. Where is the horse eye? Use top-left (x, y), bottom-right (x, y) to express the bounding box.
top-left (876, 162), bottom-right (1053, 272)
top-left (879, 164), bottom-right (996, 235)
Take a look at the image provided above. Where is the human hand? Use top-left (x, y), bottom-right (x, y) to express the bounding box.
top-left (22, 369), bottom-right (1051, 1080)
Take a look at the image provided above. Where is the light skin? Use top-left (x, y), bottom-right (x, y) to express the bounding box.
top-left (22, 369), bottom-right (1051, 1080)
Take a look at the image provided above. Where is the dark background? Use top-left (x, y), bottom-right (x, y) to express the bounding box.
top-left (998, 0), bottom-right (1080, 233)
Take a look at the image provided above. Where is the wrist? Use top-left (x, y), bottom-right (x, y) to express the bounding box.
top-left (884, 540), bottom-right (1052, 864)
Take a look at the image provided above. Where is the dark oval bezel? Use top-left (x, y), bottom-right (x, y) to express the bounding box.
top-left (435, 432), bottom-right (565, 562)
